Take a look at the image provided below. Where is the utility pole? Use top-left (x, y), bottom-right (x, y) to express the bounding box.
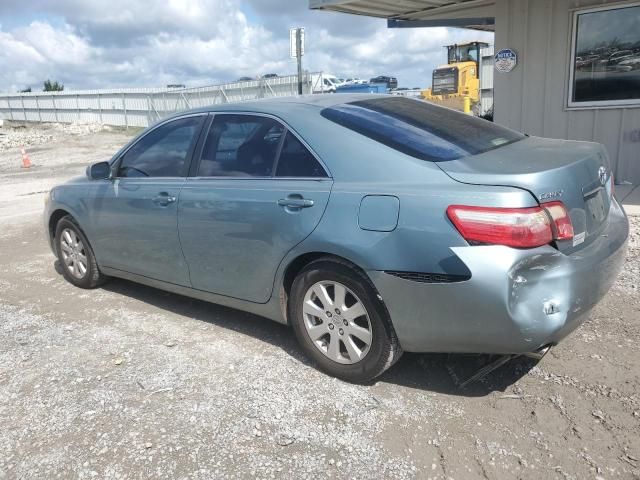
top-left (296, 28), bottom-right (303, 95)
top-left (291, 27), bottom-right (305, 95)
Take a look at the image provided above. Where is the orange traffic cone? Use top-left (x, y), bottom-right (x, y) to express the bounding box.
top-left (20, 146), bottom-right (32, 169)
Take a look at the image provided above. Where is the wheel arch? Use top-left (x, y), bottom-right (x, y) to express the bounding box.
top-left (282, 250), bottom-right (403, 379)
top-left (48, 208), bottom-right (94, 261)
top-left (48, 208), bottom-right (72, 241)
top-left (279, 251), bottom-right (382, 325)
top-left (281, 252), bottom-right (370, 298)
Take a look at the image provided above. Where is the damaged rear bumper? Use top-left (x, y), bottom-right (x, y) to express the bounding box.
top-left (370, 198), bottom-right (629, 354)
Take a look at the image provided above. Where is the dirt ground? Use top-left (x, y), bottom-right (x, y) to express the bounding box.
top-left (0, 122), bottom-right (639, 480)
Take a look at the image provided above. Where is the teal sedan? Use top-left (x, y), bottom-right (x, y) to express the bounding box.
top-left (45, 95), bottom-right (628, 383)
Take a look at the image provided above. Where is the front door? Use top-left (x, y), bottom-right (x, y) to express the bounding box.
top-left (88, 115), bottom-right (205, 286)
top-left (178, 114), bottom-right (332, 303)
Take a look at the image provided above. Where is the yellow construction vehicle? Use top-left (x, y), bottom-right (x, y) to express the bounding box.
top-left (421, 41), bottom-right (488, 112)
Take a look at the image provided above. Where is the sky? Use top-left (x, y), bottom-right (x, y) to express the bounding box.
top-left (0, 0), bottom-right (493, 93)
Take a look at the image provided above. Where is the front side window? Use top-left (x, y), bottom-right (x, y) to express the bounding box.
top-left (118, 116), bottom-right (203, 177)
top-left (570, 3), bottom-right (640, 107)
top-left (275, 132), bottom-right (326, 178)
top-left (198, 115), bottom-right (284, 177)
top-left (321, 97), bottom-right (523, 162)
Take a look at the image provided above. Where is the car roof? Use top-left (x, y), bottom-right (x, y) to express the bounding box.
top-left (165, 93), bottom-right (384, 119)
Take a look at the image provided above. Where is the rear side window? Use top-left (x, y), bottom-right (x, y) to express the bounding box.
top-left (198, 115), bottom-right (284, 177)
top-left (275, 132), bottom-right (326, 178)
top-left (320, 97), bottom-right (524, 162)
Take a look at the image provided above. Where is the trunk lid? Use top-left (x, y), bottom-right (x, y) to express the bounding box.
top-left (437, 136), bottom-right (613, 252)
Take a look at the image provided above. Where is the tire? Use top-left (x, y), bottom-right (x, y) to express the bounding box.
top-left (289, 258), bottom-right (402, 383)
top-left (54, 215), bottom-right (107, 289)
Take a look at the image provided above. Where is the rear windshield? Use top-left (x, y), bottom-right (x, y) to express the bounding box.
top-left (320, 97), bottom-right (524, 162)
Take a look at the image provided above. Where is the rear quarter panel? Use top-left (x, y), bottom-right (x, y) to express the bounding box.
top-left (290, 177), bottom-right (538, 276)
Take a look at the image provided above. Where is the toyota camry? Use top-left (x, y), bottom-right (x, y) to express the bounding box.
top-left (44, 95), bottom-right (629, 383)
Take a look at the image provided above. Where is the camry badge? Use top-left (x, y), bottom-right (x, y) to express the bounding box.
top-left (598, 166), bottom-right (607, 186)
top-left (539, 190), bottom-right (564, 201)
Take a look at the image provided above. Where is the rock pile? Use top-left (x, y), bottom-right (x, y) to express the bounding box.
top-left (0, 121), bottom-right (109, 152)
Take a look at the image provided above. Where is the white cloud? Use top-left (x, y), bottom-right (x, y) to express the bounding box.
top-left (0, 0), bottom-right (493, 92)
top-left (18, 22), bottom-right (93, 65)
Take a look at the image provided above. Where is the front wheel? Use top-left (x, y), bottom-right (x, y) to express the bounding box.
top-left (289, 259), bottom-right (402, 383)
top-left (55, 216), bottom-right (107, 289)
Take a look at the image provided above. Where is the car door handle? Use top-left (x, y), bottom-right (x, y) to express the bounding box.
top-left (152, 193), bottom-right (177, 206)
top-left (277, 197), bottom-right (314, 209)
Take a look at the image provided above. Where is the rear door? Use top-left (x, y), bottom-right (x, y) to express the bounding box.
top-left (178, 113), bottom-right (332, 303)
top-left (89, 114), bottom-right (205, 285)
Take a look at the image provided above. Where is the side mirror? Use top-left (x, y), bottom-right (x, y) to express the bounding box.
top-left (87, 161), bottom-right (112, 180)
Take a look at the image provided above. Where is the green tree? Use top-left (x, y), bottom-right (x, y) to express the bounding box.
top-left (43, 79), bottom-right (64, 92)
top-left (19, 87), bottom-right (32, 93)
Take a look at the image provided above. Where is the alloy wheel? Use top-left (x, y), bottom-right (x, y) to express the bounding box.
top-left (60, 228), bottom-right (88, 279)
top-left (302, 281), bottom-right (373, 364)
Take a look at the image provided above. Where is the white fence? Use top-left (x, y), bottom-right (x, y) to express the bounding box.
top-left (0, 73), bottom-right (319, 128)
top-left (389, 89), bottom-right (423, 98)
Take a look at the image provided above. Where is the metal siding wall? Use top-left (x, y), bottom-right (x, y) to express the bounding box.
top-left (480, 46), bottom-right (495, 89)
top-left (521, 0), bottom-right (551, 135)
top-left (481, 90), bottom-right (494, 115)
top-left (567, 110), bottom-right (596, 141)
top-left (495, 0), bottom-right (526, 131)
top-left (542, 0), bottom-right (572, 138)
top-left (494, 0), bottom-right (640, 184)
top-left (619, 109), bottom-right (640, 181)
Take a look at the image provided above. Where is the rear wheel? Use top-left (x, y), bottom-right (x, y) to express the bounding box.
top-left (289, 259), bottom-right (402, 383)
top-left (55, 216), bottom-right (106, 289)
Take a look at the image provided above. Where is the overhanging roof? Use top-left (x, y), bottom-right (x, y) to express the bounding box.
top-left (309, 0), bottom-right (496, 31)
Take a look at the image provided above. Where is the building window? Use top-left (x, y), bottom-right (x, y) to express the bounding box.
top-left (569, 2), bottom-right (640, 108)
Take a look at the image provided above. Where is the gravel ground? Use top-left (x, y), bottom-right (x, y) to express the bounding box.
top-left (0, 122), bottom-right (639, 479)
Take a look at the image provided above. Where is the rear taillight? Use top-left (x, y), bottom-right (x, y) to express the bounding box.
top-left (447, 202), bottom-right (574, 248)
top-left (447, 205), bottom-right (552, 248)
top-left (543, 201), bottom-right (574, 240)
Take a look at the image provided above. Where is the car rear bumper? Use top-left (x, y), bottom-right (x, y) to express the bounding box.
top-left (369, 198), bottom-right (629, 354)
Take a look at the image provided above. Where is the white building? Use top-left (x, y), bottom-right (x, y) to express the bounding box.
top-left (310, 0), bottom-right (640, 185)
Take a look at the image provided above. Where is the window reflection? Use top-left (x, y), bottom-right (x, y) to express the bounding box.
top-left (572, 5), bottom-right (640, 104)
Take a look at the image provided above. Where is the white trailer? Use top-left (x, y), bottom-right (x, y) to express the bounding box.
top-left (310, 73), bottom-right (339, 93)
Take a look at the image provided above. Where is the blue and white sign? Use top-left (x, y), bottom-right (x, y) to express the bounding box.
top-left (495, 48), bottom-right (518, 73)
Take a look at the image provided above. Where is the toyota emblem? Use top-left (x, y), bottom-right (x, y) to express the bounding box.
top-left (598, 166), bottom-right (607, 186)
